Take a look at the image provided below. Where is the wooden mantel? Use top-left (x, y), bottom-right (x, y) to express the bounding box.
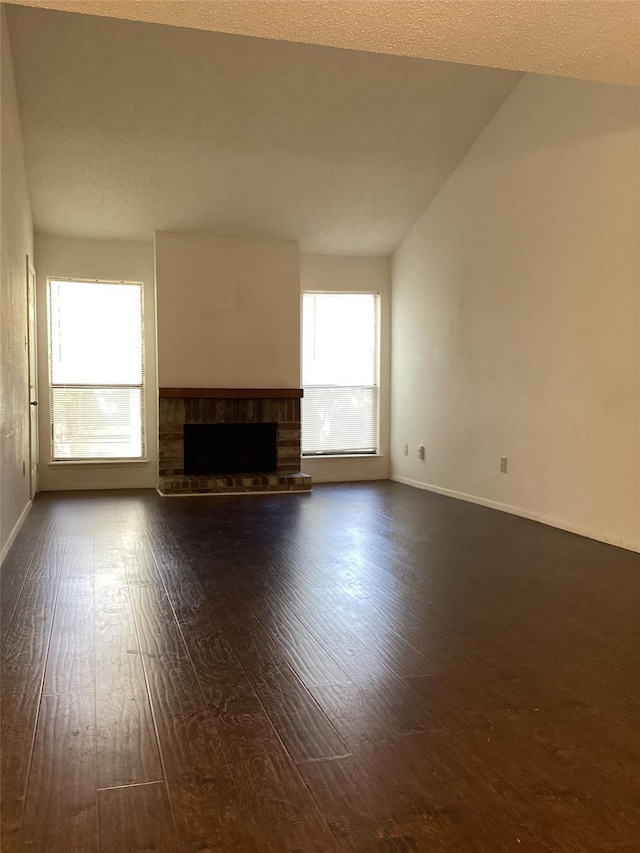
top-left (159, 388), bottom-right (303, 399)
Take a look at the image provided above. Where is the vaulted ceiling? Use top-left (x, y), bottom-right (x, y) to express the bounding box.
top-left (6, 3), bottom-right (637, 253)
top-left (7, 0), bottom-right (640, 86)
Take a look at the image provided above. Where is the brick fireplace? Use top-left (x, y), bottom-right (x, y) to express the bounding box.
top-left (158, 388), bottom-right (311, 495)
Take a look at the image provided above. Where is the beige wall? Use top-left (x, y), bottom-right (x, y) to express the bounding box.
top-left (155, 232), bottom-right (300, 389)
top-left (391, 74), bottom-right (640, 550)
top-left (1, 8), bottom-right (34, 559)
top-left (300, 254), bottom-right (391, 483)
top-left (34, 235), bottom-right (157, 490)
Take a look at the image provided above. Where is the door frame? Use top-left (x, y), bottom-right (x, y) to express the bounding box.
top-left (26, 255), bottom-right (38, 499)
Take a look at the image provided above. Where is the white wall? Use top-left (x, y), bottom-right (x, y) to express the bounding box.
top-left (1, 9), bottom-right (34, 559)
top-left (391, 74), bottom-right (640, 550)
top-left (34, 235), bottom-right (157, 490)
top-left (300, 254), bottom-right (391, 483)
top-left (155, 232), bottom-right (300, 389)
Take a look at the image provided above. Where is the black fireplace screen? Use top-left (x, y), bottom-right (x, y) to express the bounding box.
top-left (183, 423), bottom-right (277, 475)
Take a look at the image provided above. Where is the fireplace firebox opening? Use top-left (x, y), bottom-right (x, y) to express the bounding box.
top-left (183, 423), bottom-right (277, 475)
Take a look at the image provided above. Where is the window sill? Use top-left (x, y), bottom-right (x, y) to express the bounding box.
top-left (49, 458), bottom-right (150, 467)
top-left (302, 453), bottom-right (384, 460)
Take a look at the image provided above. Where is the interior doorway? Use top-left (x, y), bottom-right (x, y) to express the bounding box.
top-left (26, 256), bottom-right (38, 499)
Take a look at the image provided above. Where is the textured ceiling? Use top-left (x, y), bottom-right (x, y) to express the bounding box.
top-left (7, 5), bottom-right (522, 253)
top-left (5, 0), bottom-right (640, 86)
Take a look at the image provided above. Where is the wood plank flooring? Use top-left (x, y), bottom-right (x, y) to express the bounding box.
top-left (1, 482), bottom-right (639, 851)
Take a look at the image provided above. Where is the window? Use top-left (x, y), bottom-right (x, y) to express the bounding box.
top-left (48, 278), bottom-right (145, 460)
top-left (302, 292), bottom-right (379, 456)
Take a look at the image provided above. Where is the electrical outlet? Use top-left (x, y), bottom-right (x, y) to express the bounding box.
top-left (418, 445), bottom-right (425, 461)
top-left (500, 456), bottom-right (507, 473)
top-left (403, 444), bottom-right (408, 456)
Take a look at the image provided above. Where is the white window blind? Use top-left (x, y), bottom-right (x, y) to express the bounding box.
top-left (48, 279), bottom-right (145, 460)
top-left (302, 292), bottom-right (379, 455)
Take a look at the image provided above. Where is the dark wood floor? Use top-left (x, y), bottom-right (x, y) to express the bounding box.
top-left (1, 482), bottom-right (639, 852)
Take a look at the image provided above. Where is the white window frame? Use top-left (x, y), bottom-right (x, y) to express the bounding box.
top-left (301, 290), bottom-right (380, 457)
top-left (47, 276), bottom-right (147, 463)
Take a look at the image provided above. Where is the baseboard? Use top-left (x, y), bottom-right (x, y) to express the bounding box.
top-left (1, 499), bottom-right (33, 565)
top-left (305, 472), bottom-right (387, 484)
top-left (391, 475), bottom-right (639, 553)
top-left (42, 481), bottom-right (156, 491)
